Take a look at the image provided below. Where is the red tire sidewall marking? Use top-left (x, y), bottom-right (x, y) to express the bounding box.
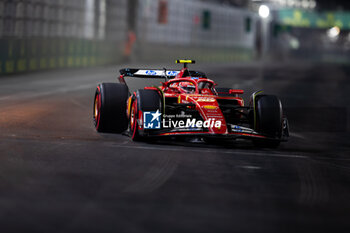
top-left (131, 99), bottom-right (138, 140)
top-left (95, 86), bottom-right (101, 130)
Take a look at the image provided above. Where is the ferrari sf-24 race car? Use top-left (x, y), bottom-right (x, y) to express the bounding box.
top-left (93, 60), bottom-right (289, 147)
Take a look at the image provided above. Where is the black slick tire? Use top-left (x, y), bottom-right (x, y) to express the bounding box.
top-left (93, 83), bottom-right (129, 133)
top-left (253, 95), bottom-right (283, 148)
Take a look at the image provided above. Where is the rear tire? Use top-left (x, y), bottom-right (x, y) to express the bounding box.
top-left (93, 83), bottom-right (129, 133)
top-left (137, 89), bottom-right (162, 112)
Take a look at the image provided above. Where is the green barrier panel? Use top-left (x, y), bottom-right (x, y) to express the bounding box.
top-left (0, 38), bottom-right (124, 75)
top-left (277, 9), bottom-right (350, 30)
top-left (0, 38), bottom-right (252, 75)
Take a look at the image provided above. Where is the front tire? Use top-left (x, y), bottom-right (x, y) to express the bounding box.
top-left (93, 83), bottom-right (129, 133)
top-left (253, 95), bottom-right (283, 148)
top-left (130, 89), bottom-right (162, 141)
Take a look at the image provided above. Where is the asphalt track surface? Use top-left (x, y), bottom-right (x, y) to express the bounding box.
top-left (0, 62), bottom-right (349, 233)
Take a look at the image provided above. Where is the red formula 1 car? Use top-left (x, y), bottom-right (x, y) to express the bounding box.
top-left (93, 60), bottom-right (289, 147)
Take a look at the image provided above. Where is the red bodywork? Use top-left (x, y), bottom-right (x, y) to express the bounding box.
top-left (125, 67), bottom-right (267, 139)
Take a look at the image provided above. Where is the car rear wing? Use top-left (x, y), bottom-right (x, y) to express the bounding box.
top-left (120, 69), bottom-right (180, 79)
top-left (119, 69), bottom-right (180, 94)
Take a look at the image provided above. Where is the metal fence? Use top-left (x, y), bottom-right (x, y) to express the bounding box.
top-left (0, 0), bottom-right (257, 74)
top-left (137, 0), bottom-right (256, 48)
top-left (134, 0), bottom-right (257, 62)
top-left (0, 0), bottom-right (128, 74)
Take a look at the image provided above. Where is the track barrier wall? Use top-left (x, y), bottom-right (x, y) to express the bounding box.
top-left (0, 0), bottom-right (257, 75)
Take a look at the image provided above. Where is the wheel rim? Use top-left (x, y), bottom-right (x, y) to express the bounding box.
top-left (94, 93), bottom-right (101, 129)
top-left (94, 95), bottom-right (99, 119)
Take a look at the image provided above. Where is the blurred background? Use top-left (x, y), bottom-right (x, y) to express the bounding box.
top-left (0, 0), bottom-right (349, 75)
top-left (0, 1), bottom-right (350, 232)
